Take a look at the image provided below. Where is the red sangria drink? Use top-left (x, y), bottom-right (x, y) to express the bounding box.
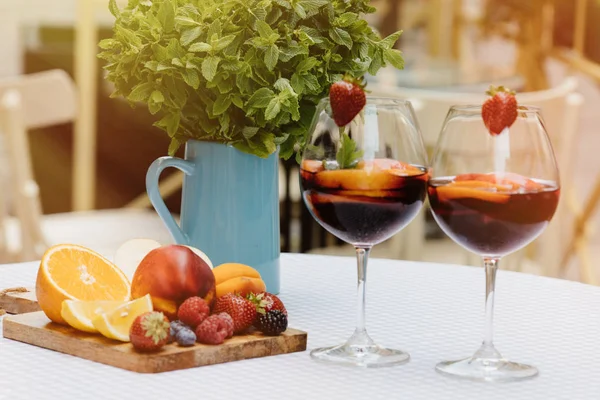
top-left (428, 172), bottom-right (560, 256)
top-left (302, 159), bottom-right (428, 247)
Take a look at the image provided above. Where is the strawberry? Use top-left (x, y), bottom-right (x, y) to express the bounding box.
top-left (247, 292), bottom-right (287, 316)
top-left (177, 296), bottom-right (210, 328)
top-left (129, 312), bottom-right (170, 352)
top-left (213, 293), bottom-right (256, 334)
top-left (481, 85), bottom-right (518, 136)
top-left (329, 75), bottom-right (367, 127)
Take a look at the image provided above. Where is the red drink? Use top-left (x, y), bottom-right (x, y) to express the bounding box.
top-left (428, 173), bottom-right (560, 256)
top-left (301, 159), bottom-right (428, 247)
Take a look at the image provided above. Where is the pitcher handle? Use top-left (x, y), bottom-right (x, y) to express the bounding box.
top-left (146, 156), bottom-right (195, 245)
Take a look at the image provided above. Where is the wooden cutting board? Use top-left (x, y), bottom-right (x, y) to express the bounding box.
top-left (3, 312), bottom-right (307, 373)
top-left (0, 287), bottom-right (40, 314)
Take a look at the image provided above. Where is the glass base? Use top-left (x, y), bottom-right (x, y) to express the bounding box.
top-left (436, 357), bottom-right (539, 382)
top-left (310, 343), bottom-right (410, 368)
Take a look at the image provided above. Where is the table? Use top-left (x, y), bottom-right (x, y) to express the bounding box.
top-left (1, 253), bottom-right (599, 399)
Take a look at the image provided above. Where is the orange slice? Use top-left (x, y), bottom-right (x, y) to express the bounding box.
top-left (435, 186), bottom-right (510, 203)
top-left (301, 159), bottom-right (324, 174)
top-left (36, 244), bottom-right (131, 324)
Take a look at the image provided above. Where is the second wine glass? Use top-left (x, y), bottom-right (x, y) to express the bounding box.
top-left (300, 97), bottom-right (428, 367)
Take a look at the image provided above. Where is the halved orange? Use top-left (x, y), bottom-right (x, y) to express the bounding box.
top-left (36, 244), bottom-right (131, 324)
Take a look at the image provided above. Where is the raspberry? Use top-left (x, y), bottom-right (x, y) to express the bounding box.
top-left (195, 315), bottom-right (229, 345)
top-left (177, 297), bottom-right (210, 328)
top-left (216, 312), bottom-right (234, 338)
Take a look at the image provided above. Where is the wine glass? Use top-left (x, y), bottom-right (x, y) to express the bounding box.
top-left (428, 105), bottom-right (560, 381)
top-left (300, 97), bottom-right (428, 367)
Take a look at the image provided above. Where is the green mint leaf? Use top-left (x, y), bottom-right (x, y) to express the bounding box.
top-left (247, 88), bottom-right (276, 108)
top-left (294, 3), bottom-right (307, 18)
top-left (108, 0), bottom-right (120, 18)
top-left (181, 27), bottom-right (202, 46)
top-left (273, 0), bottom-right (291, 9)
top-left (182, 68), bottom-right (200, 89)
top-left (274, 78), bottom-right (294, 93)
top-left (264, 45), bottom-right (279, 71)
top-left (242, 126), bottom-right (260, 139)
top-left (151, 90), bottom-right (165, 103)
top-left (265, 97), bottom-right (282, 120)
top-left (175, 16), bottom-right (201, 27)
top-left (213, 35), bottom-right (237, 51)
top-left (168, 137), bottom-right (182, 156)
top-left (298, 0), bottom-right (329, 12)
top-left (189, 42), bottom-right (212, 53)
top-left (380, 31), bottom-right (403, 49)
top-left (329, 28), bottom-right (353, 49)
top-left (336, 131), bottom-right (363, 169)
top-left (256, 20), bottom-right (275, 39)
top-left (98, 39), bottom-right (119, 50)
top-left (155, 113), bottom-right (181, 137)
top-left (127, 82), bottom-right (154, 102)
top-left (213, 96), bottom-right (232, 116)
top-left (383, 48), bottom-right (404, 70)
top-left (157, 1), bottom-right (175, 33)
top-left (201, 56), bottom-right (220, 81)
top-left (335, 12), bottom-right (358, 27)
top-left (296, 57), bottom-right (318, 74)
top-left (207, 20), bottom-right (222, 40)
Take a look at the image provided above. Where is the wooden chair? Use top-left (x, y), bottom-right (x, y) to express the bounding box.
top-left (371, 77), bottom-right (583, 277)
top-left (0, 69), bottom-right (172, 262)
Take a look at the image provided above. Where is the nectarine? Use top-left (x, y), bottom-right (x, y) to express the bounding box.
top-left (130, 245), bottom-right (216, 319)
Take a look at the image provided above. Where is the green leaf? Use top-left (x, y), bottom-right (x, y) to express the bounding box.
top-left (274, 78), bottom-right (294, 93)
top-left (181, 27), bottom-right (202, 46)
top-left (201, 56), bottom-right (220, 81)
top-left (213, 96), bottom-right (232, 116)
top-left (182, 68), bottom-right (200, 89)
top-left (127, 82), bottom-right (154, 102)
top-left (296, 57), bottom-right (318, 74)
top-left (380, 31), bottom-right (403, 49)
top-left (383, 48), bottom-right (404, 70)
top-left (293, 3), bottom-right (307, 18)
top-left (336, 131), bottom-right (363, 169)
top-left (213, 35), bottom-right (237, 52)
top-left (157, 1), bottom-right (175, 33)
top-left (335, 12), bottom-right (358, 27)
top-left (264, 45), bottom-right (279, 71)
top-left (329, 28), bottom-right (353, 49)
top-left (168, 137), bottom-right (182, 156)
top-left (242, 126), bottom-right (259, 139)
top-left (247, 88), bottom-right (275, 108)
top-left (151, 90), bottom-right (164, 103)
top-left (265, 98), bottom-right (282, 120)
top-left (98, 39), bottom-right (119, 50)
top-left (155, 113), bottom-right (181, 137)
top-left (175, 16), bottom-right (201, 27)
top-left (256, 20), bottom-right (276, 39)
top-left (189, 42), bottom-right (212, 53)
top-left (108, 0), bottom-right (121, 18)
top-left (298, 0), bottom-right (329, 12)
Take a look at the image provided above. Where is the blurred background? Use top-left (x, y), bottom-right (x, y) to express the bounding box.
top-left (0, 0), bottom-right (598, 284)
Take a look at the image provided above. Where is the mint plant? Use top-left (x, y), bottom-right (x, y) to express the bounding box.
top-left (99, 0), bottom-right (403, 159)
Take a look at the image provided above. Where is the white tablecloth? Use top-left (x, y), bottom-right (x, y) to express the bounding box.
top-left (1, 253), bottom-right (599, 399)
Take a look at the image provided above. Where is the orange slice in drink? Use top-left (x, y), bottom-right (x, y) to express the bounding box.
top-left (315, 159), bottom-right (424, 190)
top-left (36, 244), bottom-right (131, 324)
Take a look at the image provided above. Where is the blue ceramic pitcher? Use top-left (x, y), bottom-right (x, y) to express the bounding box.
top-left (146, 140), bottom-right (280, 294)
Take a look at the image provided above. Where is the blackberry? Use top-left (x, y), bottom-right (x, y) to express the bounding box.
top-left (256, 310), bottom-right (288, 336)
top-left (175, 327), bottom-right (197, 347)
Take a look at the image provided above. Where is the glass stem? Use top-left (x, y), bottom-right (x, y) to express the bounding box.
top-left (346, 246), bottom-right (375, 349)
top-left (355, 246), bottom-right (370, 334)
top-left (479, 257), bottom-right (501, 358)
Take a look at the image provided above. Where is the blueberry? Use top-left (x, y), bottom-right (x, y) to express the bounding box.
top-left (175, 327), bottom-right (197, 347)
top-left (170, 320), bottom-right (188, 338)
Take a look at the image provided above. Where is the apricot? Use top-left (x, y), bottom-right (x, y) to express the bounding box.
top-left (213, 263), bottom-right (261, 285)
top-left (130, 245), bottom-right (216, 319)
top-left (216, 276), bottom-right (266, 298)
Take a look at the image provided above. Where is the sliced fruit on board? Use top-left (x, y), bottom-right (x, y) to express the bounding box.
top-left (36, 244), bottom-right (131, 325)
top-left (61, 300), bottom-right (127, 333)
top-left (92, 294), bottom-right (153, 342)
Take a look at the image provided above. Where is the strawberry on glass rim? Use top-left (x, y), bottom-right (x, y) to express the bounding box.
top-left (481, 85), bottom-right (518, 135)
top-left (329, 75), bottom-right (367, 127)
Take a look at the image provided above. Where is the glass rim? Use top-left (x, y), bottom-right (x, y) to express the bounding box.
top-left (317, 96), bottom-right (412, 106)
top-left (449, 104), bottom-right (541, 113)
